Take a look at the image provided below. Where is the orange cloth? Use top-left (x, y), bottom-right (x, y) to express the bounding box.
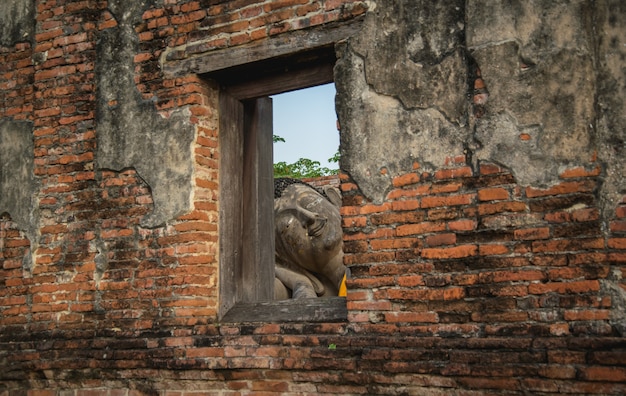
top-left (338, 273), bottom-right (347, 297)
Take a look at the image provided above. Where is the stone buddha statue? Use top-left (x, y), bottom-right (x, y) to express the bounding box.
top-left (273, 178), bottom-right (347, 299)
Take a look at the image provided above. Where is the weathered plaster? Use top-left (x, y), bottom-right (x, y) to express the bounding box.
top-left (595, 0), bottom-right (626, 221)
top-left (0, 118), bottom-right (37, 270)
top-left (595, 1), bottom-right (626, 338)
top-left (335, 0), bottom-right (469, 203)
top-left (337, 0), bottom-right (624, 220)
top-left (96, 0), bottom-right (195, 228)
top-left (468, 0), bottom-right (596, 187)
top-left (0, 0), bottom-right (34, 47)
top-left (336, 0), bottom-right (626, 327)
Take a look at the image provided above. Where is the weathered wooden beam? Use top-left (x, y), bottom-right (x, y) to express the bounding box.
top-left (225, 63), bottom-right (334, 100)
top-left (221, 297), bottom-right (348, 323)
top-left (162, 18), bottom-right (363, 77)
top-left (218, 92), bottom-right (244, 315)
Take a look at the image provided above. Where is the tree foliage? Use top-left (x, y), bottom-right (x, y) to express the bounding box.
top-left (273, 135), bottom-right (339, 179)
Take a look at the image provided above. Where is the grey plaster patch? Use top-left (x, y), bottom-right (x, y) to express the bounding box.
top-left (468, 0), bottom-right (625, 224)
top-left (335, 45), bottom-right (467, 203)
top-left (470, 38), bottom-right (596, 187)
top-left (96, 0), bottom-right (195, 228)
top-left (467, 1), bottom-right (598, 172)
top-left (601, 278), bottom-right (626, 336)
top-left (595, 0), bottom-right (626, 222)
top-left (335, 0), bottom-right (469, 203)
top-left (595, 2), bottom-right (626, 330)
top-left (350, 0), bottom-right (467, 123)
top-left (337, 0), bottom-right (623, 212)
top-left (0, 0), bottom-right (35, 47)
top-left (0, 118), bottom-right (37, 270)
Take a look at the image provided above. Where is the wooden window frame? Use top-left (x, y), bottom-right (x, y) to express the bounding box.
top-left (215, 62), bottom-right (349, 323)
top-left (165, 20), bottom-right (364, 323)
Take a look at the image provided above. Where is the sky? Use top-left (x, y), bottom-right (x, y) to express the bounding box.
top-left (271, 83), bottom-right (339, 170)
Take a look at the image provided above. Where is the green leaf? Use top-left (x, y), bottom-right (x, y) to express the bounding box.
top-left (273, 135), bottom-right (286, 143)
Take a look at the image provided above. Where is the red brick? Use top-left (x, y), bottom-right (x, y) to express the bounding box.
top-left (185, 347), bottom-right (225, 358)
top-left (40, 224), bottom-right (68, 234)
top-left (387, 184), bottom-right (430, 200)
top-left (390, 200), bottom-right (420, 211)
top-left (456, 377), bottom-right (519, 391)
top-left (526, 180), bottom-right (596, 198)
top-left (478, 187), bottom-right (509, 201)
top-left (346, 300), bottom-right (393, 311)
top-left (421, 245), bottom-right (477, 259)
top-left (421, 193), bottom-right (474, 209)
top-left (434, 166), bottom-right (473, 180)
top-left (480, 163), bottom-right (504, 175)
top-left (430, 182), bottom-right (462, 194)
top-left (478, 244), bottom-right (509, 256)
top-left (348, 276), bottom-right (395, 289)
top-left (532, 238), bottom-right (604, 253)
top-left (396, 221), bottom-right (445, 236)
top-left (360, 202), bottom-right (391, 214)
top-left (528, 280), bottom-right (600, 294)
top-left (608, 238), bottom-right (626, 249)
top-left (548, 266), bottom-right (609, 281)
top-left (392, 172), bottom-right (420, 187)
top-left (383, 287), bottom-right (465, 301)
top-left (370, 237), bottom-right (418, 250)
top-left (471, 311), bottom-right (528, 322)
top-left (425, 233), bottom-right (456, 246)
top-left (563, 309), bottom-right (610, 321)
top-left (579, 366), bottom-right (626, 382)
top-left (371, 210), bottom-right (425, 225)
top-left (384, 312), bottom-right (438, 323)
top-left (478, 201), bottom-right (527, 215)
top-left (559, 165), bottom-right (601, 178)
top-left (480, 269), bottom-right (545, 283)
top-left (514, 227), bottom-right (550, 241)
top-left (571, 207), bottom-right (600, 222)
top-left (343, 251), bottom-right (395, 265)
top-left (396, 275), bottom-right (424, 287)
top-left (448, 219), bottom-right (477, 231)
top-left (608, 253), bottom-right (626, 263)
top-left (27, 391), bottom-right (57, 396)
top-left (610, 219), bottom-right (626, 232)
top-left (342, 216), bottom-right (367, 228)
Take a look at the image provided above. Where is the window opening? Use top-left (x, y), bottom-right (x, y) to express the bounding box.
top-left (272, 83), bottom-right (340, 179)
top-left (218, 77), bottom-right (347, 322)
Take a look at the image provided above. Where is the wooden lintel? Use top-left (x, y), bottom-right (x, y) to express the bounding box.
top-left (225, 63), bottom-right (334, 100)
top-left (162, 18), bottom-right (363, 77)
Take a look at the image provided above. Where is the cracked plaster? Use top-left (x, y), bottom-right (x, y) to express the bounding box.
top-left (95, 0), bottom-right (195, 228)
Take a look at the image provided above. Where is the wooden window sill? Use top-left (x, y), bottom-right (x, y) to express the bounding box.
top-left (220, 297), bottom-right (347, 323)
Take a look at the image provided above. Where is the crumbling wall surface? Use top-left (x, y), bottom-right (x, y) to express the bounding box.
top-left (336, 0), bottom-right (626, 393)
top-left (0, 119), bottom-right (36, 270)
top-left (336, 0), bottom-right (469, 202)
top-left (0, 0), bottom-right (34, 47)
top-left (96, 0), bottom-right (195, 228)
top-left (337, 0), bottom-right (624, 217)
top-left (0, 1), bottom-right (37, 273)
top-left (595, 0), bottom-right (626, 221)
top-left (595, 0), bottom-right (626, 337)
top-left (1, 0), bottom-right (626, 395)
top-left (467, 0), bottom-right (596, 188)
top-left (0, 119), bottom-right (35, 240)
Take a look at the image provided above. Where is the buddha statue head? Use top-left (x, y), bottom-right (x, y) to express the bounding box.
top-left (273, 178), bottom-right (346, 299)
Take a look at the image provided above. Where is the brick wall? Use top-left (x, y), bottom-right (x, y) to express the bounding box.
top-left (1, 0), bottom-right (625, 394)
top-left (302, 174), bottom-right (340, 190)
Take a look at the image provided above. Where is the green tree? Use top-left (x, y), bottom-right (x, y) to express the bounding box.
top-left (273, 136), bottom-right (338, 179)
